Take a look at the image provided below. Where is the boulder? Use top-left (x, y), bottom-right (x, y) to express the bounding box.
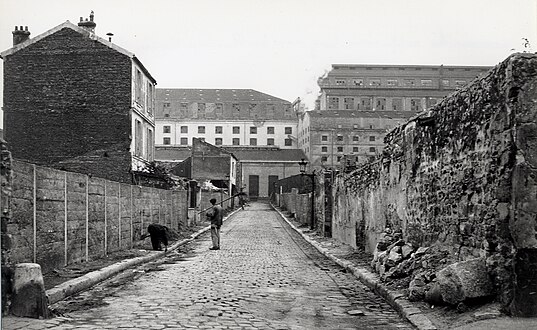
top-left (386, 249), bottom-right (403, 267)
top-left (435, 257), bottom-right (493, 305)
top-left (401, 244), bottom-right (415, 259)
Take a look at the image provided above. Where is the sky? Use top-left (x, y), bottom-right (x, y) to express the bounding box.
top-left (0, 0), bottom-right (536, 128)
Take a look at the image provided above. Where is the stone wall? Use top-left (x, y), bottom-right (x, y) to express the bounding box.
top-left (6, 159), bottom-right (188, 275)
top-left (330, 53), bottom-right (537, 314)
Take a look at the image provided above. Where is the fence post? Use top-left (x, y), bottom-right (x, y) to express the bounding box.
top-left (64, 172), bottom-right (67, 266)
top-left (104, 180), bottom-right (107, 256)
top-left (130, 185), bottom-right (133, 248)
top-left (32, 165), bottom-right (36, 263)
top-left (118, 183), bottom-right (121, 249)
top-left (85, 175), bottom-right (89, 261)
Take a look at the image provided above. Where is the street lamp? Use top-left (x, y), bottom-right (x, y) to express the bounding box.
top-left (298, 158), bottom-right (315, 230)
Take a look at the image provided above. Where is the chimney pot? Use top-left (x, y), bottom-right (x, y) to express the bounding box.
top-left (12, 25), bottom-right (31, 46)
top-left (78, 11), bottom-right (96, 33)
top-left (80, 17), bottom-right (83, 22)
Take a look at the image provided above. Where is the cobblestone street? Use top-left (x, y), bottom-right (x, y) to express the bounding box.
top-left (3, 202), bottom-right (413, 329)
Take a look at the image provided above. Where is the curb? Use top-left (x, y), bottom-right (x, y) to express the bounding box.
top-left (46, 207), bottom-right (241, 305)
top-left (271, 204), bottom-right (438, 330)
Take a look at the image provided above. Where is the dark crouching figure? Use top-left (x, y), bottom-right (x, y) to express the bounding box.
top-left (141, 223), bottom-right (169, 251)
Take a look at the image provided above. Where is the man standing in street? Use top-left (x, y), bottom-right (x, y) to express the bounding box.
top-left (206, 198), bottom-right (223, 250)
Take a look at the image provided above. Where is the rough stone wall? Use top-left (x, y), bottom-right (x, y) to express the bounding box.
top-left (3, 27), bottom-right (133, 183)
top-left (331, 53), bottom-right (537, 311)
top-left (7, 160), bottom-right (188, 275)
top-left (1, 139), bottom-right (13, 313)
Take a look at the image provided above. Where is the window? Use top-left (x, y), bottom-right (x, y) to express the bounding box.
top-left (215, 138), bottom-right (223, 146)
top-left (232, 138), bottom-right (240, 145)
top-left (233, 126), bottom-right (240, 134)
top-left (353, 136), bottom-right (359, 142)
top-left (215, 126), bottom-right (223, 134)
top-left (387, 79), bottom-right (398, 87)
top-left (164, 114), bottom-right (169, 118)
top-left (135, 120), bottom-right (143, 156)
top-left (163, 126), bottom-right (171, 133)
top-left (321, 135), bottom-right (328, 142)
top-left (337, 135), bottom-right (343, 142)
top-left (267, 127), bottom-right (275, 134)
top-left (353, 147), bottom-right (359, 152)
top-left (198, 103), bottom-right (206, 116)
top-left (376, 98), bottom-right (386, 110)
top-left (180, 137), bottom-right (188, 145)
top-left (360, 98), bottom-right (372, 110)
top-left (285, 127), bottom-right (292, 134)
top-left (321, 146), bottom-right (328, 153)
top-left (163, 102), bottom-right (170, 108)
top-left (321, 156), bottom-right (328, 162)
top-left (442, 79), bottom-right (450, 87)
top-left (421, 79), bottom-right (433, 87)
top-left (337, 146), bottom-right (343, 153)
top-left (411, 98), bottom-right (422, 111)
top-left (352, 78), bottom-right (364, 86)
top-left (404, 79), bottom-right (415, 87)
top-left (250, 127), bottom-right (257, 134)
top-left (146, 128), bottom-right (153, 160)
top-left (163, 137), bottom-right (171, 145)
top-left (392, 98), bottom-right (403, 111)
top-left (344, 97), bottom-right (354, 110)
top-left (215, 103), bottom-right (224, 116)
top-left (328, 97), bottom-right (339, 110)
top-left (335, 79), bottom-right (346, 85)
top-left (337, 156), bottom-right (342, 162)
top-left (181, 126), bottom-right (188, 133)
top-left (135, 69), bottom-right (143, 104)
top-left (250, 138), bottom-right (257, 146)
top-left (369, 79), bottom-right (381, 86)
top-left (198, 126), bottom-right (205, 134)
top-left (284, 138), bottom-right (293, 146)
top-left (369, 136), bottom-right (376, 141)
top-left (267, 138), bottom-right (274, 145)
top-left (369, 147), bottom-right (376, 153)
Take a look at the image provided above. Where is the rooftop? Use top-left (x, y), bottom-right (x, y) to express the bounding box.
top-left (157, 88), bottom-right (290, 104)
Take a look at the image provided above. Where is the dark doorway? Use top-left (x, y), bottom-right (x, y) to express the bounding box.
top-left (268, 175), bottom-right (278, 198)
top-left (249, 175), bottom-right (259, 200)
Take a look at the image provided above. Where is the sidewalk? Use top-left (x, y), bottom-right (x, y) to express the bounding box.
top-left (271, 205), bottom-right (537, 330)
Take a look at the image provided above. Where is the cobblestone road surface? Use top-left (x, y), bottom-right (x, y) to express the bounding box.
top-left (3, 202), bottom-right (413, 329)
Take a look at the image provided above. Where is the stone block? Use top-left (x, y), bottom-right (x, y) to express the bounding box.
top-left (10, 263), bottom-right (49, 318)
top-left (436, 257), bottom-right (493, 305)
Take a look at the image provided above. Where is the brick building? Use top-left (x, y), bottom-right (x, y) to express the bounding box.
top-left (155, 89), bottom-right (297, 149)
top-left (299, 64), bottom-right (492, 168)
top-left (1, 13), bottom-right (157, 184)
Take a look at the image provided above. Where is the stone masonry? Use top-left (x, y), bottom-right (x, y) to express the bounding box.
top-left (330, 53), bottom-right (537, 315)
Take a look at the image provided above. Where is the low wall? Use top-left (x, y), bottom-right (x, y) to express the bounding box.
top-left (7, 159), bottom-right (188, 274)
top-left (279, 188), bottom-right (311, 226)
top-left (331, 53), bottom-right (537, 314)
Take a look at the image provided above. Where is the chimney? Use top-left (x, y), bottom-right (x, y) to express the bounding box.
top-left (12, 26), bottom-right (30, 46)
top-left (78, 10), bottom-right (96, 33)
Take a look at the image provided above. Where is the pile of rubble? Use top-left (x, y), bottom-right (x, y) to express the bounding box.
top-left (371, 228), bottom-right (494, 308)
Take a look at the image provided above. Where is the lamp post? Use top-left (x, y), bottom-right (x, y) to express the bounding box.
top-left (298, 158), bottom-right (315, 230)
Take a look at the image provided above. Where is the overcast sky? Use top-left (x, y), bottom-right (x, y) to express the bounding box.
top-left (1, 0), bottom-right (536, 128)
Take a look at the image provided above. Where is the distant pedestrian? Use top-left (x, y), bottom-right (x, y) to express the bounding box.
top-left (141, 223), bottom-right (169, 252)
top-left (206, 198), bottom-right (223, 250)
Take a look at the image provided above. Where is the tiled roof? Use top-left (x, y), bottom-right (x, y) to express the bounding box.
top-left (307, 110), bottom-right (418, 119)
top-left (156, 89), bottom-right (290, 104)
top-left (227, 148), bottom-right (306, 162)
